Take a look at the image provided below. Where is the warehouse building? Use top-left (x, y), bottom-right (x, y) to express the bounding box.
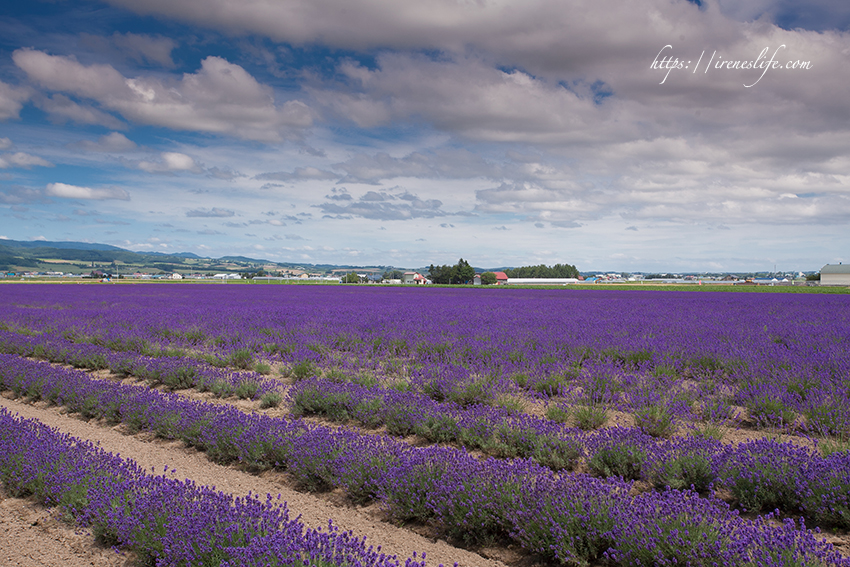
top-left (820, 264), bottom-right (850, 286)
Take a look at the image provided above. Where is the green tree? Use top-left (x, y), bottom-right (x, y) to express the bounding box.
top-left (343, 272), bottom-right (360, 283)
top-left (452, 258), bottom-right (475, 284)
top-left (480, 272), bottom-right (497, 285)
top-left (504, 263), bottom-right (579, 279)
top-left (428, 259), bottom-right (476, 284)
top-left (428, 264), bottom-right (453, 284)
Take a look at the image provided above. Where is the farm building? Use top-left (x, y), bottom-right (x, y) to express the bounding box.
top-left (470, 272), bottom-right (516, 285)
top-left (504, 278), bottom-right (580, 285)
top-left (403, 272), bottom-right (428, 284)
top-left (820, 263), bottom-right (850, 286)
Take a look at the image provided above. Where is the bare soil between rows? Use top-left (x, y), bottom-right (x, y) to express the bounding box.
top-left (0, 393), bottom-right (521, 567)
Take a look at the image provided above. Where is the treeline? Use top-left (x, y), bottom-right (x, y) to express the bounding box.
top-left (428, 258), bottom-right (475, 284)
top-left (504, 263), bottom-right (579, 279)
top-left (427, 260), bottom-right (580, 285)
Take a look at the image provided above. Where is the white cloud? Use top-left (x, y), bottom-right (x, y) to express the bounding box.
top-left (476, 181), bottom-right (602, 222)
top-left (97, 0), bottom-right (711, 60)
top-left (320, 54), bottom-right (606, 144)
top-left (255, 166), bottom-right (338, 182)
top-left (13, 49), bottom-right (127, 100)
top-left (102, 0), bottom-right (845, 94)
top-left (46, 182), bottom-right (130, 200)
top-left (206, 167), bottom-right (245, 180)
top-left (0, 152), bottom-right (54, 169)
top-left (138, 152), bottom-right (201, 173)
top-left (35, 93), bottom-right (125, 129)
top-left (319, 188), bottom-right (447, 220)
top-left (0, 138), bottom-right (11, 150)
top-left (13, 50), bottom-right (313, 141)
top-left (162, 152), bottom-right (197, 170)
top-left (0, 80), bottom-right (31, 120)
top-left (0, 186), bottom-right (44, 204)
top-left (77, 132), bottom-right (138, 152)
top-left (186, 207), bottom-right (236, 217)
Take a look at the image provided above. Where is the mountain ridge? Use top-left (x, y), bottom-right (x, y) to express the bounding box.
top-left (0, 239), bottom-right (397, 275)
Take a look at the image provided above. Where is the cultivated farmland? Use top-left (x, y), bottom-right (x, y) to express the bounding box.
top-left (1, 283), bottom-right (850, 567)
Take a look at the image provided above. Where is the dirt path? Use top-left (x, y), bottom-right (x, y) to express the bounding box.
top-left (0, 487), bottom-right (132, 567)
top-left (0, 395), bottom-right (509, 567)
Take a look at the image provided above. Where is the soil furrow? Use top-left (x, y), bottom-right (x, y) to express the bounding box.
top-left (0, 487), bottom-right (131, 567)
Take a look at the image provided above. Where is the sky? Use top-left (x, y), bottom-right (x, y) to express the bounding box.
top-left (1, 0), bottom-right (848, 272)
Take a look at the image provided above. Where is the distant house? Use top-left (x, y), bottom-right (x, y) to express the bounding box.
top-left (820, 264), bottom-right (850, 286)
top-left (403, 271), bottom-right (428, 284)
top-left (472, 272), bottom-right (510, 285)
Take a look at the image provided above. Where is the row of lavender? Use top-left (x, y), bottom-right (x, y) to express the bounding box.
top-left (0, 408), bottom-right (430, 567)
top-left (0, 325), bottom-right (279, 400)
top-left (1, 284), bottom-right (849, 436)
top-left (1, 353), bottom-right (848, 566)
top-left (287, 376), bottom-right (850, 523)
top-left (286, 374), bottom-right (727, 448)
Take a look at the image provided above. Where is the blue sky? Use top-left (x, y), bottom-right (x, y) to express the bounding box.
top-left (1, 0), bottom-right (848, 272)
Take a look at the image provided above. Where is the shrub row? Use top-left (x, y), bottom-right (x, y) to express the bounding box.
top-left (0, 407), bottom-right (430, 567)
top-left (0, 329), bottom-right (277, 399)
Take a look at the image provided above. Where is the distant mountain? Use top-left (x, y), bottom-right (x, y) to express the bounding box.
top-left (217, 255), bottom-right (270, 264)
top-left (0, 239), bottom-right (125, 251)
top-left (147, 251), bottom-right (203, 259)
top-left (0, 238), bottom-right (399, 275)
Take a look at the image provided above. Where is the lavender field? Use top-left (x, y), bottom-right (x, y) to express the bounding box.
top-left (1, 282), bottom-right (850, 566)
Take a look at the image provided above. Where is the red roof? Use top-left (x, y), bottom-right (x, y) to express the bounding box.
top-left (494, 271), bottom-right (508, 280)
